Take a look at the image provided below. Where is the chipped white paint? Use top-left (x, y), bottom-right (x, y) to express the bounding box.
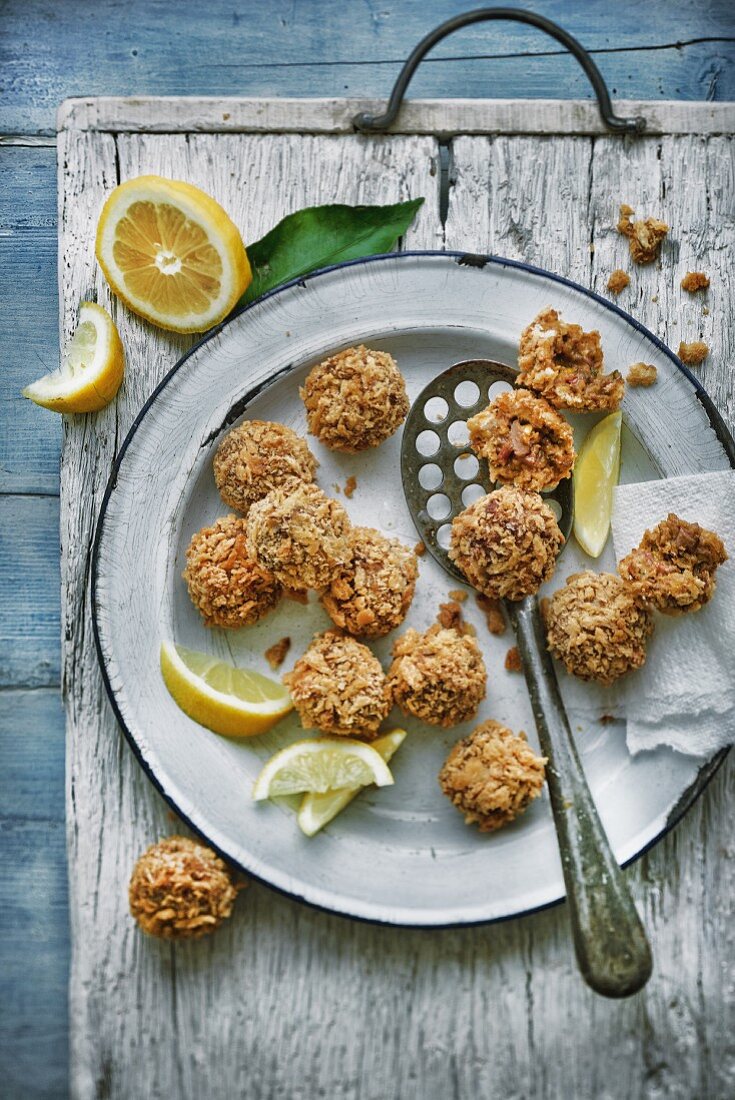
top-left (60, 104), bottom-right (734, 1099)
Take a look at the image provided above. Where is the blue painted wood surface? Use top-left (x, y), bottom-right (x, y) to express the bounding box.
top-left (1, 1), bottom-right (733, 1096)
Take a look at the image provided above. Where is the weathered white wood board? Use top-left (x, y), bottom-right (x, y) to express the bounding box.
top-left (59, 100), bottom-right (734, 1100)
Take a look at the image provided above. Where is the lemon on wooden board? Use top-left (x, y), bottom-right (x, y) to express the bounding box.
top-left (96, 176), bottom-right (251, 333)
top-left (160, 642), bottom-right (292, 738)
top-left (252, 738), bottom-right (394, 802)
top-left (297, 729), bottom-right (407, 836)
top-left (573, 410), bottom-right (623, 558)
top-left (22, 301), bottom-right (124, 414)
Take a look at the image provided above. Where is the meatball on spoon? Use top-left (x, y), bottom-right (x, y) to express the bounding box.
top-left (402, 359), bottom-right (652, 999)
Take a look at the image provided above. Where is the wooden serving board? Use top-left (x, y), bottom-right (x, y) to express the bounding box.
top-left (58, 97), bottom-right (735, 1100)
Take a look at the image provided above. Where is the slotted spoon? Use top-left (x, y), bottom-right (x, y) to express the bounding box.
top-left (401, 358), bottom-right (652, 998)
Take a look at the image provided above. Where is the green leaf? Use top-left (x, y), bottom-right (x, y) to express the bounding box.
top-left (239, 198), bottom-right (424, 306)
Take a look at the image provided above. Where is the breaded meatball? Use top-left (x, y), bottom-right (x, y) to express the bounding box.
top-left (129, 836), bottom-right (238, 940)
top-left (618, 513), bottom-right (727, 615)
top-left (517, 308), bottom-right (624, 412)
top-left (439, 720), bottom-right (546, 832)
top-left (545, 571), bottom-right (653, 685)
top-left (321, 526), bottom-right (418, 637)
top-left (284, 630), bottom-right (392, 738)
top-left (388, 624), bottom-right (486, 727)
top-left (213, 420), bottom-right (317, 515)
top-left (245, 483), bottom-right (351, 590)
top-left (183, 515), bottom-right (281, 628)
top-left (467, 388), bottom-right (575, 491)
top-left (449, 486), bottom-right (564, 602)
top-left (300, 345), bottom-right (409, 452)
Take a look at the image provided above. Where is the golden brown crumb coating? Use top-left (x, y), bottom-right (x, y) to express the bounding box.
top-left (129, 836), bottom-right (238, 940)
top-left (468, 388), bottom-right (575, 491)
top-left (213, 420), bottom-right (317, 515)
top-left (617, 205), bottom-right (669, 264)
top-left (626, 362), bottom-right (658, 387)
top-left (681, 272), bottom-right (710, 293)
top-left (545, 571), bottom-right (653, 685)
top-left (284, 630), bottom-right (392, 738)
top-left (450, 486), bottom-right (564, 602)
top-left (517, 308), bottom-right (624, 412)
top-left (618, 513), bottom-right (727, 615)
top-left (183, 515), bottom-right (281, 628)
top-left (388, 624), bottom-right (486, 727)
top-left (321, 526), bottom-right (418, 637)
top-left (301, 345), bottom-right (409, 452)
top-left (606, 269), bottom-right (630, 295)
top-left (439, 720), bottom-right (546, 832)
top-left (678, 341), bottom-right (709, 365)
top-left (245, 483), bottom-right (351, 590)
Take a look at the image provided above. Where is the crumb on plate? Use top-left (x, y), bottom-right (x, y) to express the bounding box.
top-left (504, 646), bottom-right (523, 673)
top-left (448, 589), bottom-right (468, 602)
top-left (626, 362), bottom-right (658, 387)
top-left (476, 593), bottom-right (507, 635)
top-left (344, 475), bottom-right (357, 498)
top-left (265, 636), bottom-right (291, 670)
top-left (439, 720), bottom-right (546, 832)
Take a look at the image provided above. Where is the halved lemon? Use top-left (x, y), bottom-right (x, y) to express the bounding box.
top-left (160, 642), bottom-right (292, 738)
top-left (95, 176), bottom-right (252, 333)
top-left (22, 301), bottom-right (124, 413)
top-left (297, 729), bottom-right (406, 836)
top-left (573, 410), bottom-right (623, 558)
top-left (252, 738), bottom-right (394, 802)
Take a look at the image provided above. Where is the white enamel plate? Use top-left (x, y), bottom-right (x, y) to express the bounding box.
top-left (92, 253), bottom-right (733, 927)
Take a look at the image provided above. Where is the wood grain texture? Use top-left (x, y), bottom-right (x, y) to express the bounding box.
top-left (58, 113), bottom-right (734, 1099)
top-left (3, 0), bottom-right (734, 135)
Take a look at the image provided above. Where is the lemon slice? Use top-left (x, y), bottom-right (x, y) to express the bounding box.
top-left (95, 176), bottom-right (252, 333)
top-left (252, 738), bottom-right (394, 802)
top-left (297, 729), bottom-right (406, 836)
top-left (573, 410), bottom-right (622, 558)
top-left (22, 301), bottom-right (124, 413)
top-left (160, 642), bottom-right (292, 738)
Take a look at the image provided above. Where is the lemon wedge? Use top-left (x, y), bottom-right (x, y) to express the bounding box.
top-left (573, 410), bottom-right (622, 558)
top-left (95, 176), bottom-right (251, 333)
top-left (297, 729), bottom-right (406, 836)
top-left (160, 642), bottom-right (292, 738)
top-left (22, 301), bottom-right (124, 413)
top-left (252, 738), bottom-right (394, 802)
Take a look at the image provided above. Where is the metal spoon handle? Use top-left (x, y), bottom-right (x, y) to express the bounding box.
top-left (506, 596), bottom-right (653, 998)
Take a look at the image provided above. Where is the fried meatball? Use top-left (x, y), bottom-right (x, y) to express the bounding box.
top-left (183, 515), bottom-right (281, 628)
top-left (213, 420), bottom-right (317, 515)
top-left (517, 308), bottom-right (624, 412)
top-left (618, 513), bottom-right (727, 615)
top-left (321, 526), bottom-right (418, 637)
top-left (388, 624), bottom-right (486, 727)
top-left (545, 571), bottom-right (653, 685)
top-left (284, 630), bottom-right (392, 738)
top-left (245, 483), bottom-right (351, 590)
top-left (129, 836), bottom-right (238, 940)
top-left (300, 345), bottom-right (409, 452)
top-left (439, 720), bottom-right (546, 832)
top-left (449, 486), bottom-right (564, 602)
top-left (467, 388), bottom-right (575, 491)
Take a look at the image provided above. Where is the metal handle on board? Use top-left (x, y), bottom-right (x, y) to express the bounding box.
top-left (353, 8), bottom-right (647, 135)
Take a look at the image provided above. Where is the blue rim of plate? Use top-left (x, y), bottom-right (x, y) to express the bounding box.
top-left (91, 250), bottom-right (734, 929)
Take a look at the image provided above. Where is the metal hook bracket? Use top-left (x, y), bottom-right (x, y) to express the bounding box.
top-left (353, 8), bottom-right (647, 135)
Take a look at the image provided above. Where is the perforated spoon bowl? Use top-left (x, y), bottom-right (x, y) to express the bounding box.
top-left (402, 359), bottom-right (652, 998)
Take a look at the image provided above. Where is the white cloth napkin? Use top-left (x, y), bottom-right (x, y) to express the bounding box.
top-left (553, 469), bottom-right (735, 757)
